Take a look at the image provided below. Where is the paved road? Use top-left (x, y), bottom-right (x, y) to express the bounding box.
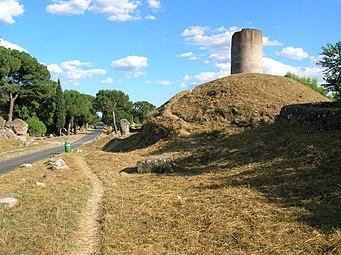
top-left (0, 125), bottom-right (104, 175)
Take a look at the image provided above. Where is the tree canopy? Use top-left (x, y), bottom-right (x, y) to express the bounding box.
top-left (319, 41), bottom-right (341, 101)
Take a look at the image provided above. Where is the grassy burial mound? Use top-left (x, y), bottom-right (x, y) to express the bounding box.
top-left (106, 73), bottom-right (329, 151)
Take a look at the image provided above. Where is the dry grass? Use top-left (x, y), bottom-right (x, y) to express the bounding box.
top-left (0, 153), bottom-right (92, 255)
top-left (84, 122), bottom-right (340, 255)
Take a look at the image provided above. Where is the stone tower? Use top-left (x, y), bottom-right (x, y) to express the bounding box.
top-left (231, 28), bottom-right (263, 74)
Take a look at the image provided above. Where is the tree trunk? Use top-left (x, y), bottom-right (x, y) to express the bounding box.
top-left (112, 110), bottom-right (118, 133)
top-left (8, 93), bottom-right (19, 122)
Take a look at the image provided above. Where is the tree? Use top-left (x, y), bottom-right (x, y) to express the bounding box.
top-left (0, 46), bottom-right (51, 121)
top-left (54, 79), bottom-right (66, 135)
top-left (318, 41), bottom-right (341, 101)
top-left (94, 89), bottom-right (133, 133)
top-left (132, 101), bottom-right (156, 123)
top-left (64, 90), bottom-right (97, 135)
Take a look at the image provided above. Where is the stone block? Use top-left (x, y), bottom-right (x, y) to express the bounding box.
top-left (136, 156), bottom-right (174, 173)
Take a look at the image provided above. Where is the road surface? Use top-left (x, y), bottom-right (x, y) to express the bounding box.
top-left (0, 125), bottom-right (103, 175)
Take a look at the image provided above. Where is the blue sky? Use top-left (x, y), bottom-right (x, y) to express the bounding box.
top-left (1, 0), bottom-right (340, 106)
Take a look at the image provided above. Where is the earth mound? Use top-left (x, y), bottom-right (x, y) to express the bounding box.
top-left (106, 73), bottom-right (329, 151)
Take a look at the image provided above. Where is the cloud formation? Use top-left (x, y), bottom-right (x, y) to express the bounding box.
top-left (46, 0), bottom-right (160, 21)
top-left (48, 59), bottom-right (106, 85)
top-left (277, 46), bottom-right (309, 60)
top-left (0, 0), bottom-right (24, 24)
top-left (0, 38), bottom-right (26, 52)
top-left (111, 56), bottom-right (148, 72)
top-left (180, 25), bottom-right (322, 87)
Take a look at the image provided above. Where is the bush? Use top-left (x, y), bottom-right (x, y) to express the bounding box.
top-left (284, 72), bottom-right (331, 99)
top-left (26, 116), bottom-right (47, 136)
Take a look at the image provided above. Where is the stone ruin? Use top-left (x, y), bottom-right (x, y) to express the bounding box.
top-left (120, 119), bottom-right (130, 135)
top-left (0, 117), bottom-right (29, 141)
top-left (231, 28), bottom-right (263, 74)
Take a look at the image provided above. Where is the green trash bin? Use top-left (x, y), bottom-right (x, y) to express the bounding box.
top-left (64, 141), bottom-right (72, 153)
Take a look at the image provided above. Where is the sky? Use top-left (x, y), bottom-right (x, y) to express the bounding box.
top-left (0, 0), bottom-right (341, 106)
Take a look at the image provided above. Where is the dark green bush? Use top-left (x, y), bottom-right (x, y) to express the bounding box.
top-left (26, 116), bottom-right (47, 136)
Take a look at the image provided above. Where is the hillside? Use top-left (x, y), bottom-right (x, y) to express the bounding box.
top-left (107, 73), bottom-right (329, 151)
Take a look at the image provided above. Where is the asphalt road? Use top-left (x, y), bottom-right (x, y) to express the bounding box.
top-left (0, 125), bottom-right (104, 175)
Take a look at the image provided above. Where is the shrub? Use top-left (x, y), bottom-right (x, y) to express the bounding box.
top-left (26, 116), bottom-right (47, 136)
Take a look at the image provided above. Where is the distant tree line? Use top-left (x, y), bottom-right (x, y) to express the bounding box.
top-left (0, 46), bottom-right (156, 136)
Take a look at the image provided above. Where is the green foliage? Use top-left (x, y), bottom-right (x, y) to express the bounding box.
top-left (132, 101), bottom-right (156, 123)
top-left (0, 46), bottom-right (51, 121)
top-left (26, 115), bottom-right (47, 136)
top-left (318, 41), bottom-right (341, 101)
top-left (94, 89), bottom-right (133, 125)
top-left (54, 79), bottom-right (66, 134)
top-left (284, 72), bottom-right (331, 99)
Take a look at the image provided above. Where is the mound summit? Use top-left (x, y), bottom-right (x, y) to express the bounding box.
top-left (107, 73), bottom-right (329, 151)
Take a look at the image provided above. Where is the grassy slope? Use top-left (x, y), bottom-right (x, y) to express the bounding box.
top-left (85, 121), bottom-right (340, 255)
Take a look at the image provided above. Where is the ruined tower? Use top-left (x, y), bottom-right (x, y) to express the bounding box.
top-left (231, 28), bottom-right (263, 74)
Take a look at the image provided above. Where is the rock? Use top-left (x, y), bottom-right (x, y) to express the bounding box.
top-left (7, 119), bottom-right (28, 135)
top-left (15, 178), bottom-right (26, 183)
top-left (20, 163), bottom-right (32, 168)
top-left (0, 128), bottom-right (17, 139)
top-left (47, 157), bottom-right (69, 170)
top-left (120, 119), bottom-right (130, 135)
top-left (36, 182), bottom-right (45, 187)
top-left (136, 156), bottom-right (175, 173)
top-left (0, 117), bottom-right (5, 129)
top-left (0, 196), bottom-right (18, 208)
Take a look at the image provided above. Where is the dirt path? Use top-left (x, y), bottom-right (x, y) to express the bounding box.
top-left (70, 154), bottom-right (104, 255)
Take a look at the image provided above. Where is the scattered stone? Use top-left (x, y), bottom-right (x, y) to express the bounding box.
top-left (0, 196), bottom-right (18, 208)
top-left (5, 193), bottom-right (21, 198)
top-left (35, 167), bottom-right (45, 172)
top-left (36, 182), bottom-right (45, 187)
top-left (136, 156), bottom-right (174, 173)
top-left (47, 157), bottom-right (69, 170)
top-left (76, 149), bottom-right (83, 153)
top-left (49, 134), bottom-right (54, 138)
top-left (120, 119), bottom-right (130, 135)
top-left (20, 163), bottom-right (32, 168)
top-left (15, 178), bottom-right (26, 183)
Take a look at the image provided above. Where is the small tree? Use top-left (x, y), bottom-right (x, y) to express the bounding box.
top-left (318, 41), bottom-right (341, 101)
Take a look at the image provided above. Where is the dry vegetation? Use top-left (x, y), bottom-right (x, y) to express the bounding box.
top-left (0, 154), bottom-right (92, 255)
top-left (84, 121), bottom-right (341, 255)
top-left (0, 73), bottom-right (340, 254)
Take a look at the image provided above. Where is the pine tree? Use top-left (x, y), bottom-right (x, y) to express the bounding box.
top-left (54, 79), bottom-right (66, 135)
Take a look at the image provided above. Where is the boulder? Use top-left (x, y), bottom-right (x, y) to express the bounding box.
top-left (136, 156), bottom-right (174, 173)
top-left (0, 117), bottom-right (5, 129)
top-left (7, 119), bottom-right (28, 135)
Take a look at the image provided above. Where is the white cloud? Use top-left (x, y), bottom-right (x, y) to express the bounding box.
top-left (101, 77), bottom-right (114, 84)
top-left (0, 38), bottom-right (26, 52)
top-left (111, 55), bottom-right (148, 71)
top-left (48, 60), bottom-right (106, 85)
top-left (0, 0), bottom-right (24, 24)
top-left (182, 26), bottom-right (209, 37)
top-left (263, 36), bottom-right (282, 46)
top-left (46, 0), bottom-right (91, 15)
top-left (89, 0), bottom-right (141, 22)
top-left (156, 80), bottom-right (172, 86)
top-left (145, 14), bottom-right (155, 20)
top-left (127, 71), bottom-right (146, 78)
top-left (147, 0), bottom-right (160, 9)
top-left (263, 57), bottom-right (323, 80)
top-left (177, 52), bottom-right (194, 58)
top-left (276, 46), bottom-right (309, 60)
